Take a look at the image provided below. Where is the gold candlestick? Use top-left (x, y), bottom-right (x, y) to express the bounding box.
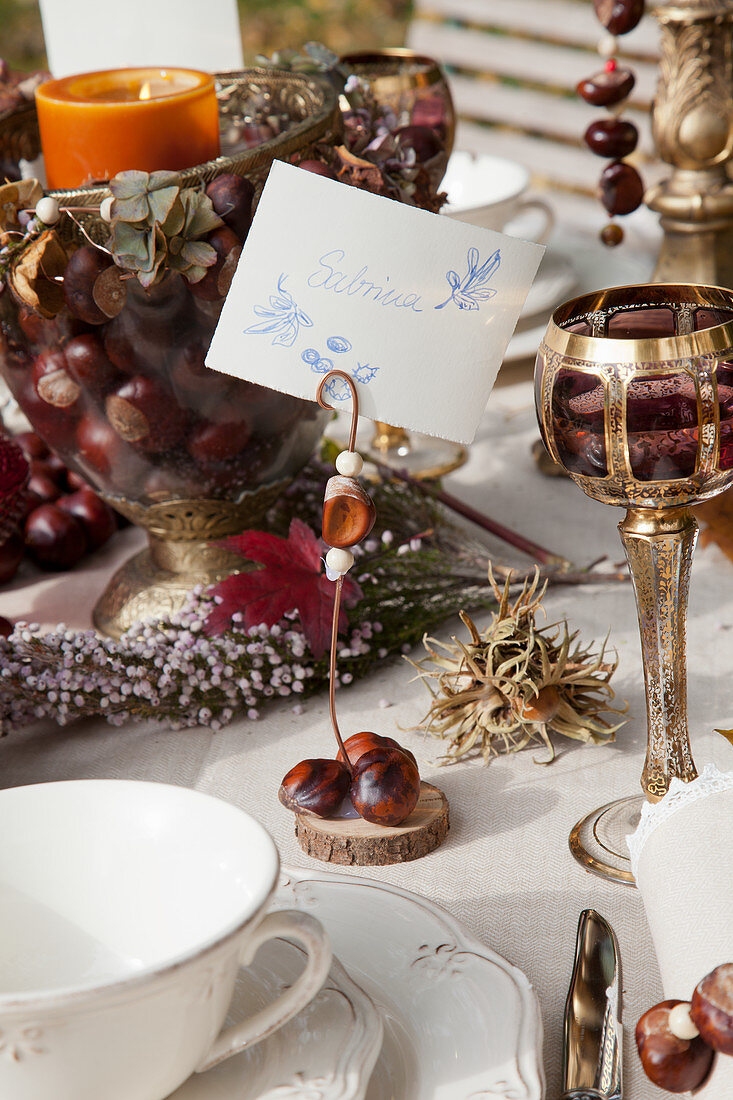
top-left (647, 0), bottom-right (733, 286)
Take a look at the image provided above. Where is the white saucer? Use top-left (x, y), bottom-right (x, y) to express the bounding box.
top-left (505, 239), bottom-right (656, 363)
top-left (275, 868), bottom-right (544, 1100)
top-left (170, 939), bottom-right (382, 1099)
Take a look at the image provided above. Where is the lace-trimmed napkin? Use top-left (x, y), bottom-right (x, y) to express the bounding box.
top-left (628, 765), bottom-right (733, 1094)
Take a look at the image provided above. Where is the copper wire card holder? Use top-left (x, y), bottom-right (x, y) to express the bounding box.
top-left (285, 369), bottom-right (449, 866)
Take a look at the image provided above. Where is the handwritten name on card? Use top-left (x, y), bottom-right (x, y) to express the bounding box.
top-left (206, 161), bottom-right (543, 444)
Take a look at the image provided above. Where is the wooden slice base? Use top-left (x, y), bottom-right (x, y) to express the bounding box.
top-left (293, 782), bottom-right (449, 866)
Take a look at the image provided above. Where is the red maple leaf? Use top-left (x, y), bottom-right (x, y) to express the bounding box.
top-left (203, 518), bottom-right (362, 660)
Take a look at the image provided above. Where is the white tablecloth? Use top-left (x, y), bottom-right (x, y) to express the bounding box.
top-left (4, 371), bottom-right (733, 1098)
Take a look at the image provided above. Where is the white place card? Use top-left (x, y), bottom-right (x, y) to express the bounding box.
top-left (39, 0), bottom-right (243, 78)
top-left (207, 161), bottom-right (543, 445)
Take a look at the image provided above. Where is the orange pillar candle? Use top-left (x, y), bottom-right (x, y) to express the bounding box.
top-left (35, 68), bottom-right (221, 190)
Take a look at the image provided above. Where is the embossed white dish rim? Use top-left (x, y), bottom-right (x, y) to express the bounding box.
top-left (274, 866), bottom-right (545, 1100)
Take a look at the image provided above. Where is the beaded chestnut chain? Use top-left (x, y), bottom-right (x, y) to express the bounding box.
top-left (578, 0), bottom-right (646, 246)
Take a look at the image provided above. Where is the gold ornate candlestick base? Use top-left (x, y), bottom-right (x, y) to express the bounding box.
top-left (648, 1), bottom-right (733, 286)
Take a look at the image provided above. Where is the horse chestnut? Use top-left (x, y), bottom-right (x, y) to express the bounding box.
top-left (106, 375), bottom-right (186, 453)
top-left (188, 227), bottom-right (241, 302)
top-left (63, 246), bottom-right (113, 325)
top-left (394, 125), bottom-right (442, 163)
top-left (32, 349), bottom-right (80, 410)
top-left (187, 417), bottom-right (251, 465)
top-left (76, 413), bottom-right (128, 480)
top-left (690, 963), bottom-right (733, 1055)
top-left (25, 504), bottom-right (87, 570)
top-left (279, 759), bottom-right (351, 818)
top-left (298, 159), bottom-right (338, 180)
top-left (337, 731), bottom-right (418, 769)
top-left (15, 432), bottom-right (48, 460)
top-left (205, 173), bottom-right (254, 242)
top-left (58, 490), bottom-right (116, 551)
top-left (0, 531), bottom-right (24, 583)
top-left (636, 1000), bottom-right (714, 1092)
top-left (27, 466), bottom-right (61, 504)
top-left (349, 747), bottom-right (421, 826)
top-left (64, 333), bottom-right (117, 393)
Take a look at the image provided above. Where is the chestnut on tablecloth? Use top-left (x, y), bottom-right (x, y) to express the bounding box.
top-left (628, 766), bottom-right (733, 1095)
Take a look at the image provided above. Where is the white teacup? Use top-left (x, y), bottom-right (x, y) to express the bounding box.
top-left (0, 780), bottom-right (332, 1100)
top-left (442, 151), bottom-right (554, 243)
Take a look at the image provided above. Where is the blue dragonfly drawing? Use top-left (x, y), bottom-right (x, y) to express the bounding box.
top-left (435, 247), bottom-right (501, 311)
top-left (244, 273), bottom-right (313, 347)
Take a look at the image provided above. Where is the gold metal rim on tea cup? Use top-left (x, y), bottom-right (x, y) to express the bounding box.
top-left (543, 282), bottom-right (733, 364)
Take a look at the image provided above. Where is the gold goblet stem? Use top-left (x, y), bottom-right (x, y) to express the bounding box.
top-left (619, 506), bottom-right (699, 804)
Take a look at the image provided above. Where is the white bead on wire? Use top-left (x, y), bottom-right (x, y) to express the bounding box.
top-left (34, 196), bottom-right (59, 225)
top-left (325, 547), bottom-right (355, 580)
top-left (335, 449), bottom-right (364, 477)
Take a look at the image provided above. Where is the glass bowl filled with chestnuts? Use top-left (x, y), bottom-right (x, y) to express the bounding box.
top-left (0, 70), bottom-right (340, 636)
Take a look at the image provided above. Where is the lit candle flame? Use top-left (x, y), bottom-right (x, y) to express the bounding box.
top-left (138, 81), bottom-right (152, 101)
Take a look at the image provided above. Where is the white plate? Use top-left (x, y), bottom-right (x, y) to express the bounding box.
top-left (170, 939), bottom-right (382, 1099)
top-left (274, 868), bottom-right (544, 1100)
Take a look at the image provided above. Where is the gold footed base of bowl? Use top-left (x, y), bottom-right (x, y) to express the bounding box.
top-left (92, 538), bottom-right (246, 639)
top-left (93, 484), bottom-right (289, 639)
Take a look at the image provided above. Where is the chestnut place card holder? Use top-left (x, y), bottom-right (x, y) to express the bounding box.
top-left (206, 161), bottom-right (544, 446)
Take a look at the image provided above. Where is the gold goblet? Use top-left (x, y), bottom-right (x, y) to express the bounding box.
top-left (536, 283), bottom-right (733, 884)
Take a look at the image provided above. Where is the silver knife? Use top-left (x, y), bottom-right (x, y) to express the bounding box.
top-left (560, 908), bottom-right (623, 1100)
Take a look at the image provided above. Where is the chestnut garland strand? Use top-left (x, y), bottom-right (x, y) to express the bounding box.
top-left (578, 0), bottom-right (646, 245)
top-left (636, 962), bottom-right (733, 1092)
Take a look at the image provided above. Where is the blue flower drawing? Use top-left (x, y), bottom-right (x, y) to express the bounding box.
top-left (435, 247), bottom-right (501, 311)
top-left (354, 362), bottom-right (379, 384)
top-left (244, 273), bottom-right (313, 347)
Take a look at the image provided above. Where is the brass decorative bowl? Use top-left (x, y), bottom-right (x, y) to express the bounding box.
top-left (0, 70), bottom-right (339, 637)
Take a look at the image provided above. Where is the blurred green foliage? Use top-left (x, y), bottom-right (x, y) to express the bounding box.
top-left (0, 0), bottom-right (413, 73)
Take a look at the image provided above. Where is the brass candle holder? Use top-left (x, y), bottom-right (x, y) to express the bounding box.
top-left (536, 282), bottom-right (733, 884)
top-left (647, 0), bottom-right (733, 287)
